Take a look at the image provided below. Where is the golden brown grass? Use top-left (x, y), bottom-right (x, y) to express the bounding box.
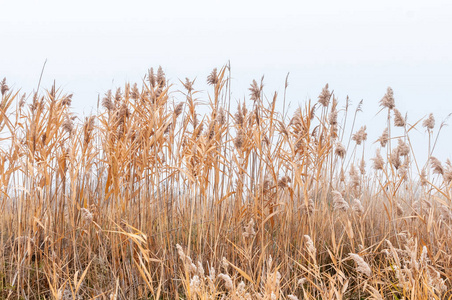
top-left (0, 65), bottom-right (451, 299)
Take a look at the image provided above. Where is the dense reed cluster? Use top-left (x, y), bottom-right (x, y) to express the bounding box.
top-left (0, 66), bottom-right (451, 299)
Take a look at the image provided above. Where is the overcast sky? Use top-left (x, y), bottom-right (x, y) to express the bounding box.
top-left (1, 0), bottom-right (452, 162)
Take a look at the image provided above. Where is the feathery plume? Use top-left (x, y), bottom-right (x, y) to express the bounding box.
top-left (208, 266), bottom-right (216, 283)
top-left (80, 208), bottom-right (93, 224)
top-left (216, 108), bottom-right (226, 125)
top-left (393, 109), bottom-right (406, 127)
top-left (380, 87), bottom-right (395, 109)
top-left (148, 68), bottom-right (156, 87)
top-left (218, 273), bottom-right (233, 291)
top-left (329, 97), bottom-right (338, 125)
top-left (289, 107), bottom-right (302, 127)
top-left (207, 68), bottom-right (219, 85)
top-left (249, 79), bottom-right (262, 102)
top-left (359, 159), bottom-right (366, 175)
top-left (102, 90), bottom-right (114, 111)
top-left (423, 113), bottom-right (435, 130)
top-left (1, 78), bottom-right (9, 95)
top-left (118, 102), bottom-right (129, 121)
top-left (298, 278), bottom-right (307, 286)
top-left (62, 116), bottom-right (74, 134)
top-left (237, 281), bottom-right (246, 294)
top-left (243, 218), bottom-right (256, 238)
top-left (157, 66), bottom-right (166, 87)
top-left (278, 176), bottom-right (291, 189)
top-left (234, 129), bottom-right (244, 149)
top-left (332, 190), bottom-right (349, 211)
top-left (83, 116), bottom-right (95, 145)
top-left (420, 168), bottom-right (428, 186)
top-left (131, 83), bottom-right (139, 99)
top-left (196, 121), bottom-right (204, 138)
top-left (377, 127), bottom-right (389, 147)
top-left (61, 94), bottom-right (72, 106)
top-left (349, 253), bottom-right (372, 277)
top-left (197, 261), bottom-right (205, 277)
top-left (301, 197), bottom-right (314, 215)
top-left (389, 148), bottom-right (401, 169)
top-left (190, 275), bottom-right (201, 294)
top-left (349, 164), bottom-right (360, 192)
top-left (352, 199), bottom-right (364, 216)
top-left (397, 139), bottom-right (410, 156)
top-left (182, 77), bottom-right (194, 92)
top-left (174, 102), bottom-right (184, 117)
top-left (419, 246), bottom-right (429, 267)
top-left (176, 244), bottom-right (197, 274)
top-left (176, 244), bottom-right (186, 261)
top-left (335, 142), bottom-right (346, 159)
top-left (318, 83), bottom-right (331, 107)
top-left (19, 93), bottom-right (26, 108)
top-left (352, 126), bottom-right (367, 145)
top-left (444, 159), bottom-right (452, 183)
top-left (222, 257), bottom-right (229, 271)
top-left (430, 157), bottom-right (444, 175)
top-left (304, 235), bottom-right (316, 256)
top-left (235, 103), bottom-right (245, 127)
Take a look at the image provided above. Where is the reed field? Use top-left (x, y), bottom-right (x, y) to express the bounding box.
top-left (1, 65), bottom-right (452, 299)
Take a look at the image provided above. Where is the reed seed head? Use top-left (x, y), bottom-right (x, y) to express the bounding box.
top-left (397, 139), bottom-right (410, 156)
top-left (183, 77), bottom-right (194, 92)
top-left (423, 113), bottom-right (435, 130)
top-left (352, 126), bottom-right (367, 145)
top-left (332, 190), bottom-right (349, 211)
top-left (207, 68), bottom-right (219, 85)
top-left (1, 78), bottom-right (9, 95)
top-left (249, 79), bottom-right (262, 102)
top-left (243, 218), bottom-right (256, 238)
top-left (174, 102), bottom-right (184, 117)
top-left (393, 108), bottom-right (405, 127)
top-left (335, 142), bottom-right (346, 159)
top-left (352, 199), bottom-right (364, 216)
top-left (157, 66), bottom-right (166, 87)
top-left (234, 129), bottom-right (244, 149)
top-left (102, 90), bottom-right (114, 111)
top-left (380, 87), bottom-right (395, 109)
top-left (304, 235), bottom-right (316, 256)
top-left (430, 157), bottom-right (444, 175)
top-left (349, 253), bottom-right (372, 277)
top-left (377, 127), bottom-right (389, 147)
top-left (318, 83), bottom-right (331, 107)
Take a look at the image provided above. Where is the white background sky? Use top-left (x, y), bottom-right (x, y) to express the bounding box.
top-left (1, 0), bottom-right (452, 164)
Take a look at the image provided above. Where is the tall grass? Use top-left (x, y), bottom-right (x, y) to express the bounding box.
top-left (0, 67), bottom-right (451, 299)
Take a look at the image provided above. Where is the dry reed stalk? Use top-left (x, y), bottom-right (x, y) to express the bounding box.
top-left (0, 69), bottom-right (450, 299)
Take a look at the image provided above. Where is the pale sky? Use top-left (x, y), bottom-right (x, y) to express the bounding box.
top-left (1, 0), bottom-right (452, 162)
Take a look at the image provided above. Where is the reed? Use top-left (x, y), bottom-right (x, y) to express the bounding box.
top-left (0, 67), bottom-right (451, 299)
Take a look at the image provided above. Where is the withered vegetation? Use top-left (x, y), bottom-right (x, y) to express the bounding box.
top-left (0, 66), bottom-right (451, 299)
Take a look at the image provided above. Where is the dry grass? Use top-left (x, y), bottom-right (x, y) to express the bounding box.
top-left (0, 65), bottom-right (451, 299)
